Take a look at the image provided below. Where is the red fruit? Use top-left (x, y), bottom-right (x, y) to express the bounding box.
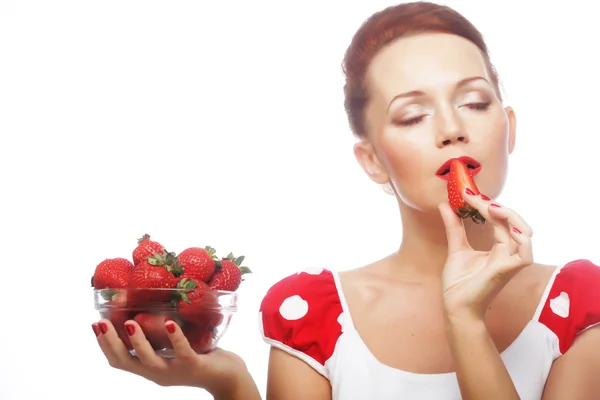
top-left (100, 292), bottom-right (135, 350)
top-left (132, 234), bottom-right (166, 266)
top-left (447, 159), bottom-right (486, 224)
top-left (128, 255), bottom-right (179, 304)
top-left (134, 312), bottom-right (178, 350)
top-left (186, 327), bottom-right (214, 354)
top-left (92, 258), bottom-right (134, 289)
top-left (208, 253), bottom-right (252, 292)
top-left (176, 279), bottom-right (221, 324)
top-left (177, 246), bottom-right (217, 283)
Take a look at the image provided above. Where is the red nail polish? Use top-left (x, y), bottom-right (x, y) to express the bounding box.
top-left (92, 324), bottom-right (101, 337)
top-left (481, 195), bottom-right (491, 201)
top-left (99, 322), bottom-right (108, 334)
top-left (125, 324), bottom-right (135, 336)
top-left (465, 188), bottom-right (475, 196)
top-left (166, 323), bottom-right (176, 334)
top-left (490, 203), bottom-right (501, 208)
top-left (512, 227), bottom-right (522, 234)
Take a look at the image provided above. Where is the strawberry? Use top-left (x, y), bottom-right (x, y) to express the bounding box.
top-left (134, 312), bottom-right (179, 350)
top-left (208, 253), bottom-right (251, 292)
top-left (176, 278), bottom-right (222, 326)
top-left (186, 327), bottom-right (214, 354)
top-left (92, 258), bottom-right (134, 289)
top-left (100, 291), bottom-right (135, 350)
top-left (132, 234), bottom-right (166, 266)
top-left (177, 246), bottom-right (218, 283)
top-left (127, 253), bottom-right (180, 304)
top-left (447, 158), bottom-right (486, 224)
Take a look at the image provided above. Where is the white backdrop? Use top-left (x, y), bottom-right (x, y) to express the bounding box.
top-left (1, 1), bottom-right (598, 399)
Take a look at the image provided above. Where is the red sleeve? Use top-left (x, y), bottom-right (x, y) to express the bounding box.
top-left (258, 268), bottom-right (343, 378)
top-left (538, 259), bottom-right (600, 355)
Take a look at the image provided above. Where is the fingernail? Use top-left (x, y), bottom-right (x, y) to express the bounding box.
top-left (92, 323), bottom-right (101, 337)
top-left (99, 322), bottom-right (108, 334)
top-left (481, 195), bottom-right (491, 201)
top-left (490, 203), bottom-right (501, 208)
top-left (125, 324), bottom-right (135, 336)
top-left (166, 323), bottom-right (176, 334)
top-left (465, 188), bottom-right (475, 196)
top-left (512, 227), bottom-right (522, 234)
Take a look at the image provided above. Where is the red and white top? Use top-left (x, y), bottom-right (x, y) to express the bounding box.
top-left (259, 260), bottom-right (600, 400)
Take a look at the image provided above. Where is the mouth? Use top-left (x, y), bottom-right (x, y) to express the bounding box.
top-left (436, 156), bottom-right (481, 181)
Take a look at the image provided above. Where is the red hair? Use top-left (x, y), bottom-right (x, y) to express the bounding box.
top-left (342, 1), bottom-right (502, 138)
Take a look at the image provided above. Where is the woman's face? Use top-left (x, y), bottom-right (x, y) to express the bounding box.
top-left (355, 32), bottom-right (516, 213)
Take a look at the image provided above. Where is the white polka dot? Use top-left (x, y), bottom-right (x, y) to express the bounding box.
top-left (258, 311), bottom-right (265, 337)
top-left (550, 291), bottom-right (570, 318)
top-left (297, 267), bottom-right (324, 276)
top-left (337, 312), bottom-right (345, 333)
top-left (279, 295), bottom-right (309, 320)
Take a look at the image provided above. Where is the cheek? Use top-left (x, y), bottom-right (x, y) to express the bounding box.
top-left (378, 136), bottom-right (426, 183)
top-left (475, 114), bottom-right (511, 196)
top-left (377, 135), bottom-right (434, 208)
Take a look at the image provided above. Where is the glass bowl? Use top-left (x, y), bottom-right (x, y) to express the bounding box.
top-left (94, 287), bottom-right (237, 358)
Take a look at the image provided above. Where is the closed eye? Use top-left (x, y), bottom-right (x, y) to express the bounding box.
top-left (398, 116), bottom-right (425, 126)
top-left (465, 102), bottom-right (491, 111)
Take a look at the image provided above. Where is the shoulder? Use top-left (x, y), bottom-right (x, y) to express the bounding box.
top-left (259, 268), bottom-right (344, 378)
top-left (536, 259), bottom-right (600, 355)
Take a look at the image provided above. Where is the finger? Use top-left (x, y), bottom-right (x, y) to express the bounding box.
top-left (96, 319), bottom-right (141, 372)
top-left (462, 191), bottom-right (512, 245)
top-left (125, 321), bottom-right (168, 369)
top-left (494, 228), bottom-right (534, 278)
top-left (438, 202), bottom-right (470, 252)
top-left (508, 226), bottom-right (534, 267)
top-left (488, 204), bottom-right (534, 237)
top-left (165, 321), bottom-right (197, 359)
top-left (92, 322), bottom-right (101, 338)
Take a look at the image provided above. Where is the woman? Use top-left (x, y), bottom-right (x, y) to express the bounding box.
top-left (93, 2), bottom-right (600, 399)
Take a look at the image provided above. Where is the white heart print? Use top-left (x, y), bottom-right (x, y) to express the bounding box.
top-left (549, 291), bottom-right (570, 318)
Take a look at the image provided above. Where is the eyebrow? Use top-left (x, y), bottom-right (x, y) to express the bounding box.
top-left (386, 76), bottom-right (490, 111)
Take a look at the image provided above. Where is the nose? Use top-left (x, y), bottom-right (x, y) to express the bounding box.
top-left (435, 109), bottom-right (469, 148)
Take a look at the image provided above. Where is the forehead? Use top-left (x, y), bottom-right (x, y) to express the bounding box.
top-left (366, 33), bottom-right (490, 99)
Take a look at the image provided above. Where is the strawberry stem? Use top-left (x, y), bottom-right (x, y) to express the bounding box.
top-left (223, 253), bottom-right (252, 274)
top-left (137, 233), bottom-right (151, 244)
top-left (176, 277), bottom-right (198, 304)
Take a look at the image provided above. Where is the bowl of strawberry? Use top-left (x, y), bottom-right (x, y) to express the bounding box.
top-left (92, 234), bottom-right (251, 358)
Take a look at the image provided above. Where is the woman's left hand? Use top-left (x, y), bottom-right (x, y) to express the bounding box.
top-left (438, 190), bottom-right (534, 322)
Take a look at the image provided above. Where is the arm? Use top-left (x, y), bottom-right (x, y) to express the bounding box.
top-left (213, 370), bottom-right (262, 400)
top-left (266, 348), bottom-right (332, 400)
top-left (542, 326), bottom-right (600, 399)
top-left (258, 269), bottom-right (342, 400)
top-left (445, 316), bottom-right (519, 400)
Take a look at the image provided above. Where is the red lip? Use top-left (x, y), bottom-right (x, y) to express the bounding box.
top-left (436, 156), bottom-right (481, 181)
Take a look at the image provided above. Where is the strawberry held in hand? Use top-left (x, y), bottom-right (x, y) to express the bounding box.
top-left (447, 158), bottom-right (486, 224)
top-left (176, 278), bottom-right (223, 326)
top-left (209, 253), bottom-right (252, 292)
top-left (99, 291), bottom-right (135, 350)
top-left (187, 328), bottom-right (214, 354)
top-left (132, 234), bottom-right (166, 266)
top-left (91, 258), bottom-right (134, 289)
top-left (133, 312), bottom-right (179, 350)
top-left (177, 246), bottom-right (217, 283)
top-left (128, 253), bottom-right (180, 303)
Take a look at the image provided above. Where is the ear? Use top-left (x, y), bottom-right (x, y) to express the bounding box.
top-left (505, 106), bottom-right (517, 154)
top-left (353, 140), bottom-right (390, 185)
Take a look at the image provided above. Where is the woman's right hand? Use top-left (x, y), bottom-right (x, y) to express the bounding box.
top-left (92, 319), bottom-right (259, 399)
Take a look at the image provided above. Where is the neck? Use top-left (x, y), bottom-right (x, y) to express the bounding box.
top-left (391, 202), bottom-right (496, 278)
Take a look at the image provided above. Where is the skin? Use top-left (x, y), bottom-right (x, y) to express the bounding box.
top-left (93, 32), bottom-right (600, 399)
top-left (267, 32), bottom-right (600, 399)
